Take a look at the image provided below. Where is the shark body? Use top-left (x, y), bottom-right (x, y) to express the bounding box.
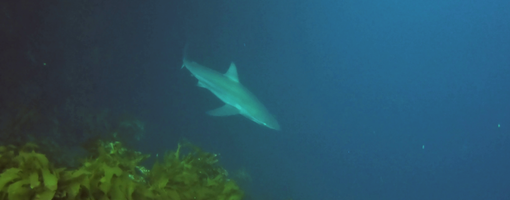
top-left (182, 59), bottom-right (280, 130)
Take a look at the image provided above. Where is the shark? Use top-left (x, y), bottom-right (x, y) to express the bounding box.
top-left (181, 58), bottom-right (281, 130)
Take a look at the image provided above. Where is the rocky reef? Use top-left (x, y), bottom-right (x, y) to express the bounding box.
top-left (0, 140), bottom-right (244, 200)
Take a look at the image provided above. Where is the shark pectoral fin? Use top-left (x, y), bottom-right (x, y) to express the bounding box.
top-left (207, 104), bottom-right (239, 116)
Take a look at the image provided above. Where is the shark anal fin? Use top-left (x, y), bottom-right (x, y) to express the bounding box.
top-left (207, 104), bottom-right (239, 116)
top-left (197, 81), bottom-right (206, 88)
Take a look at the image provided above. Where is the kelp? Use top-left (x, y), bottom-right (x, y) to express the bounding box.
top-left (0, 143), bottom-right (59, 200)
top-left (0, 141), bottom-right (244, 200)
top-left (144, 143), bottom-right (243, 200)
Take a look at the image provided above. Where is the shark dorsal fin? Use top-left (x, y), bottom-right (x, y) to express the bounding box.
top-left (224, 62), bottom-right (239, 82)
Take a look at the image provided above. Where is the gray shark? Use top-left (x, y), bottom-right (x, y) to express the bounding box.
top-left (182, 58), bottom-right (281, 130)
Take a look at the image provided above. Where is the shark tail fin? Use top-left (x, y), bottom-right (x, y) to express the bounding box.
top-left (181, 43), bottom-right (190, 69)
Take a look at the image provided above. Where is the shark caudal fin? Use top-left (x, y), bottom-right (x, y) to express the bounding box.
top-left (181, 43), bottom-right (191, 69)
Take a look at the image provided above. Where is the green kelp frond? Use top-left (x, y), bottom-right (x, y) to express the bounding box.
top-left (0, 141), bottom-right (244, 200)
top-left (145, 143), bottom-right (244, 200)
top-left (57, 140), bottom-right (150, 200)
top-left (0, 143), bottom-right (60, 200)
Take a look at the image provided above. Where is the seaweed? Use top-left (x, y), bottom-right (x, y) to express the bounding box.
top-left (0, 141), bottom-right (244, 200)
top-left (0, 143), bottom-right (59, 200)
top-left (145, 143), bottom-right (244, 200)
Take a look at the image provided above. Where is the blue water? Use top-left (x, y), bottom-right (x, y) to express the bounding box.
top-left (132, 0), bottom-right (510, 199)
top-left (4, 0), bottom-right (509, 199)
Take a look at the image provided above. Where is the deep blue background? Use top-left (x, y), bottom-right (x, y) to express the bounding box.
top-left (124, 0), bottom-right (509, 199)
